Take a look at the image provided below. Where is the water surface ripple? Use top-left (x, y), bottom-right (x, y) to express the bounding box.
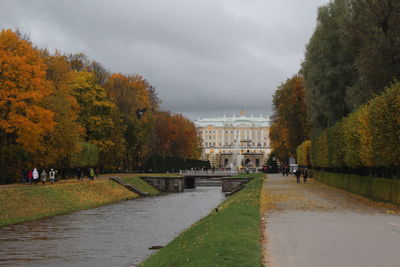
top-left (0, 187), bottom-right (224, 267)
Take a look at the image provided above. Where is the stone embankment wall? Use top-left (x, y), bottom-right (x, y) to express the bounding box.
top-left (140, 176), bottom-right (184, 192)
top-left (221, 177), bottom-right (253, 192)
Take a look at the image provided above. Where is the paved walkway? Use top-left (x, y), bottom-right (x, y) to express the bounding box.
top-left (262, 174), bottom-right (400, 267)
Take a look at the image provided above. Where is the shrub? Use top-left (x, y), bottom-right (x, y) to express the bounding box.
top-left (297, 140), bottom-right (311, 167)
top-left (311, 81), bottom-right (400, 173)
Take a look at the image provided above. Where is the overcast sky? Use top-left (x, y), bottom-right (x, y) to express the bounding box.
top-left (1, 0), bottom-right (329, 119)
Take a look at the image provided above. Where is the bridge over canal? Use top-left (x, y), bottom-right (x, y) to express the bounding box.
top-left (141, 170), bottom-right (253, 193)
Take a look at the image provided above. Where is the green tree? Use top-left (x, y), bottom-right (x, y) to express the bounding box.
top-left (302, 0), bottom-right (356, 132)
top-left (345, 0), bottom-right (400, 109)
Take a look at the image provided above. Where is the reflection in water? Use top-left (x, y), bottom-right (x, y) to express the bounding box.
top-left (0, 187), bottom-right (224, 267)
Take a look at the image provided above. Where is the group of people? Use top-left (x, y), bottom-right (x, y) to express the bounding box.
top-left (75, 167), bottom-right (99, 181)
top-left (280, 165), bottom-right (290, 176)
top-left (294, 168), bottom-right (308, 184)
top-left (280, 165), bottom-right (308, 183)
top-left (23, 168), bottom-right (57, 185)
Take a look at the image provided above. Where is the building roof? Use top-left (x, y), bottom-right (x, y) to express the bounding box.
top-left (195, 115), bottom-right (270, 128)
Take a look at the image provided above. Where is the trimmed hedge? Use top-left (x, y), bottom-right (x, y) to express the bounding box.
top-left (314, 170), bottom-right (400, 205)
top-left (296, 140), bottom-right (311, 167)
top-left (309, 82), bottom-right (400, 176)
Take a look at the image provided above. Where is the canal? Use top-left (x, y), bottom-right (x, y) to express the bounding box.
top-left (0, 186), bottom-right (225, 267)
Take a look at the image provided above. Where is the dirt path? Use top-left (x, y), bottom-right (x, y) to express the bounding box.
top-left (262, 174), bottom-right (400, 267)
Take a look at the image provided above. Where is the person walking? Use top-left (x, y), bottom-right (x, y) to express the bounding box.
top-left (32, 168), bottom-right (39, 185)
top-left (89, 168), bottom-right (95, 180)
top-left (95, 167), bottom-right (99, 178)
top-left (49, 169), bottom-right (56, 184)
top-left (40, 170), bottom-right (47, 185)
top-left (303, 168), bottom-right (308, 183)
top-left (76, 168), bottom-right (82, 181)
top-left (28, 169), bottom-right (33, 184)
top-left (295, 168), bottom-right (301, 184)
top-left (22, 169), bottom-right (28, 184)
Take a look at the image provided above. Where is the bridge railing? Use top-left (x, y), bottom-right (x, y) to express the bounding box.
top-left (179, 169), bottom-right (238, 175)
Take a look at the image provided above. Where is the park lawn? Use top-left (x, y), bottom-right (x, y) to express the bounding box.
top-left (121, 176), bottom-right (160, 195)
top-left (0, 179), bottom-right (138, 228)
top-left (138, 173), bottom-right (264, 267)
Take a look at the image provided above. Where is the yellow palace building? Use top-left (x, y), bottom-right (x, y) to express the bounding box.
top-left (195, 114), bottom-right (271, 170)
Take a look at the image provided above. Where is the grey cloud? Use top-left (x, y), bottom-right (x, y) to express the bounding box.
top-left (1, 0), bottom-right (329, 119)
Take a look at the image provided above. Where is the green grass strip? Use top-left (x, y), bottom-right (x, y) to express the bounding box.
top-left (138, 173), bottom-right (264, 267)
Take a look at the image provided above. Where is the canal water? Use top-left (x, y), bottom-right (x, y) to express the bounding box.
top-left (0, 187), bottom-right (225, 267)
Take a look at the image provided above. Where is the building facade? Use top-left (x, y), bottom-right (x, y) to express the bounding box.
top-left (195, 114), bottom-right (271, 169)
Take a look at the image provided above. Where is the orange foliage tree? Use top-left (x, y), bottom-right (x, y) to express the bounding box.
top-left (0, 29), bottom-right (205, 182)
top-left (0, 29), bottom-right (55, 182)
top-left (152, 111), bottom-right (200, 159)
top-left (0, 29), bottom-right (55, 153)
top-left (270, 75), bottom-right (309, 163)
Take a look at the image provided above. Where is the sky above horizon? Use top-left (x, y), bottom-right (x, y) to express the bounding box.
top-left (1, 0), bottom-right (329, 120)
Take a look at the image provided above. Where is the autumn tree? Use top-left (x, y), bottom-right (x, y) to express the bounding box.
top-left (104, 73), bottom-right (155, 171)
top-left (269, 121), bottom-right (290, 162)
top-left (152, 111), bottom-right (201, 159)
top-left (67, 53), bottom-right (90, 72)
top-left (152, 111), bottom-right (177, 157)
top-left (169, 114), bottom-right (201, 159)
top-left (0, 28), bottom-right (203, 182)
top-left (87, 60), bottom-right (110, 85)
top-left (71, 71), bottom-right (124, 169)
top-left (39, 51), bottom-right (83, 169)
top-left (269, 75), bottom-right (309, 162)
top-left (0, 29), bottom-right (55, 182)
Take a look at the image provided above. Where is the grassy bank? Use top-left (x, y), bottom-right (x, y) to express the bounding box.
top-left (0, 176), bottom-right (159, 227)
top-left (138, 173), bottom-right (264, 267)
top-left (121, 176), bottom-right (160, 195)
top-left (314, 170), bottom-right (400, 204)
